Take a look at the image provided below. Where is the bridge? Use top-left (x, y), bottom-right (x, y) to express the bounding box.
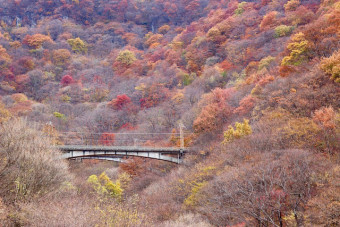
top-left (50, 122), bottom-right (189, 164)
top-left (57, 145), bottom-right (188, 164)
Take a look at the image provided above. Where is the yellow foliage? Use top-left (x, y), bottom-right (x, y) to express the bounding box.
top-left (170, 41), bottom-right (184, 50)
top-left (117, 172), bottom-right (131, 190)
top-left (88, 172), bottom-right (123, 199)
top-left (67, 37), bottom-right (88, 54)
top-left (171, 92), bottom-right (184, 104)
top-left (234, 2), bottom-right (247, 15)
top-left (9, 41), bottom-right (21, 49)
top-left (284, 0), bottom-right (300, 11)
top-left (0, 101), bottom-right (11, 123)
top-left (184, 181), bottom-right (207, 207)
top-left (223, 119), bottom-right (252, 144)
top-left (52, 49), bottom-right (71, 66)
top-left (61, 94), bottom-right (71, 103)
top-left (175, 164), bottom-right (217, 209)
top-left (11, 93), bottom-right (28, 103)
top-left (158, 24), bottom-right (170, 34)
top-left (0, 81), bottom-right (15, 92)
top-left (87, 175), bottom-right (108, 195)
top-left (94, 195), bottom-right (146, 226)
top-left (283, 211), bottom-right (297, 227)
top-left (281, 117), bottom-right (320, 147)
top-left (116, 50), bottom-right (136, 66)
top-left (258, 56), bottom-right (276, 71)
top-left (281, 32), bottom-right (309, 66)
top-left (145, 33), bottom-right (163, 47)
top-left (320, 50), bottom-right (340, 83)
top-left (135, 83), bottom-right (146, 93)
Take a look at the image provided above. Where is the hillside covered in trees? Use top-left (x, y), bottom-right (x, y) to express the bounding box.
top-left (0, 0), bottom-right (339, 226)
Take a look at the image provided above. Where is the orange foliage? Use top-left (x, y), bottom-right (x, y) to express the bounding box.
top-left (313, 106), bottom-right (336, 130)
top-left (119, 157), bottom-right (144, 176)
top-left (234, 95), bottom-right (256, 115)
top-left (219, 60), bottom-right (234, 71)
top-left (194, 88), bottom-right (234, 133)
top-left (260, 11), bottom-right (278, 30)
top-left (23, 34), bottom-right (53, 49)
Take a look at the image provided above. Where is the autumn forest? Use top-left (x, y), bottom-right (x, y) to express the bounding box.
top-left (0, 0), bottom-right (339, 226)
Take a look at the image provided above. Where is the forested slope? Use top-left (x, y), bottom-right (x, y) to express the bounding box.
top-left (0, 0), bottom-right (339, 226)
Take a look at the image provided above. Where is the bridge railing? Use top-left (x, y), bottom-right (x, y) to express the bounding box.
top-left (35, 121), bottom-right (189, 149)
top-left (45, 131), bottom-right (188, 148)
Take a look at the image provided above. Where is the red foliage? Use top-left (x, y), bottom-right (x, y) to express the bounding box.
top-left (120, 123), bottom-right (136, 131)
top-left (108, 94), bottom-right (132, 110)
top-left (139, 84), bottom-right (169, 108)
top-left (279, 65), bottom-right (295, 77)
top-left (234, 95), bottom-right (256, 115)
top-left (60, 75), bottom-right (74, 87)
top-left (219, 59), bottom-right (235, 71)
top-left (98, 132), bottom-right (115, 146)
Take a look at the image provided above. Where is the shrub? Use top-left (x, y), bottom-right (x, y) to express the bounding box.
top-left (281, 32), bottom-right (310, 66)
top-left (320, 51), bottom-right (340, 83)
top-left (258, 56), bottom-right (276, 71)
top-left (67, 37), bottom-right (87, 54)
top-left (108, 94), bottom-right (132, 110)
top-left (87, 172), bottom-right (123, 198)
top-left (0, 118), bottom-right (69, 203)
top-left (23, 34), bottom-right (53, 49)
top-left (115, 50), bottom-right (136, 66)
top-left (284, 0), bottom-right (300, 11)
top-left (234, 2), bottom-right (247, 15)
top-left (158, 25), bottom-right (171, 34)
top-left (52, 49), bottom-right (71, 66)
top-left (61, 75), bottom-right (74, 87)
top-left (274, 25), bottom-right (294, 38)
top-left (223, 119), bottom-right (252, 144)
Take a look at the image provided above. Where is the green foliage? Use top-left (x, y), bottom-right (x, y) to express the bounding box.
top-left (61, 95), bottom-right (71, 103)
top-left (88, 172), bottom-right (123, 198)
top-left (258, 56), bottom-right (276, 71)
top-left (234, 2), bottom-right (247, 15)
top-left (274, 25), bottom-right (294, 38)
top-left (116, 50), bottom-right (136, 66)
top-left (67, 37), bottom-right (88, 54)
top-left (223, 119), bottom-right (252, 144)
top-left (182, 73), bottom-right (196, 86)
top-left (53, 112), bottom-right (65, 119)
top-left (281, 32), bottom-right (309, 66)
top-left (320, 51), bottom-right (340, 83)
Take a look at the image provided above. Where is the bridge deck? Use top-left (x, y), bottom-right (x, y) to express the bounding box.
top-left (56, 145), bottom-right (188, 153)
